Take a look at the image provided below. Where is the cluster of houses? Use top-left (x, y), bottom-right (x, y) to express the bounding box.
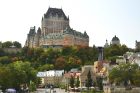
top-left (37, 59), bottom-right (109, 91)
top-left (37, 50), bottom-right (140, 93)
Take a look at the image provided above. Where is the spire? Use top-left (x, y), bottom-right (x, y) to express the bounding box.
top-left (106, 39), bottom-right (108, 43)
top-left (104, 39), bottom-right (109, 48)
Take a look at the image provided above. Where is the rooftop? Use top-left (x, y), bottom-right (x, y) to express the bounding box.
top-left (44, 7), bottom-right (69, 20)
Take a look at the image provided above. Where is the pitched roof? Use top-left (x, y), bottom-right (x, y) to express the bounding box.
top-left (63, 27), bottom-right (89, 38)
top-left (44, 8), bottom-right (69, 20)
top-left (81, 67), bottom-right (94, 77)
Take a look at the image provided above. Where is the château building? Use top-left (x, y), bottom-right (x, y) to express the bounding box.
top-left (25, 8), bottom-right (89, 48)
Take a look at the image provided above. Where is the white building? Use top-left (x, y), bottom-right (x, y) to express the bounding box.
top-left (37, 70), bottom-right (64, 86)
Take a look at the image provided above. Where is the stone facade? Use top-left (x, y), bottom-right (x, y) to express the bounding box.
top-left (25, 8), bottom-right (89, 48)
top-left (135, 40), bottom-right (140, 50)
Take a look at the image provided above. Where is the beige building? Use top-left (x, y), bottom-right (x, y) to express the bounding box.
top-left (25, 8), bottom-right (89, 48)
top-left (80, 65), bottom-right (96, 88)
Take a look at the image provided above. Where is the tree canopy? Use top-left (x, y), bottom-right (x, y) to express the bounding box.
top-left (109, 63), bottom-right (140, 87)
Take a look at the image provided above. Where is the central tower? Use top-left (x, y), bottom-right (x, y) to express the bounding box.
top-left (41, 7), bottom-right (69, 36)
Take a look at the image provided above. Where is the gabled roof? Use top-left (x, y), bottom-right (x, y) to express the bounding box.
top-left (81, 67), bottom-right (94, 77)
top-left (44, 7), bottom-right (69, 20)
top-left (63, 27), bottom-right (89, 38)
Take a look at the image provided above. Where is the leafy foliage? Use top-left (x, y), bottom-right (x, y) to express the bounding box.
top-left (70, 76), bottom-right (75, 88)
top-left (86, 71), bottom-right (93, 89)
top-left (75, 76), bottom-right (80, 88)
top-left (13, 41), bottom-right (22, 48)
top-left (109, 63), bottom-right (140, 87)
top-left (0, 61), bottom-right (37, 91)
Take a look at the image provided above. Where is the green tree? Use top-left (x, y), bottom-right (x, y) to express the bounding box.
top-left (109, 63), bottom-right (139, 86)
top-left (0, 61), bottom-right (37, 91)
top-left (70, 76), bottom-right (74, 88)
top-left (13, 41), bottom-right (22, 48)
top-left (86, 71), bottom-right (93, 90)
top-left (38, 64), bottom-right (54, 71)
top-left (2, 41), bottom-right (13, 48)
top-left (133, 70), bottom-right (140, 87)
top-left (0, 66), bottom-right (12, 90)
top-left (96, 77), bottom-right (103, 90)
top-left (0, 56), bottom-right (11, 64)
top-left (121, 44), bottom-right (129, 54)
top-left (75, 76), bottom-right (80, 88)
top-left (46, 48), bottom-right (60, 64)
top-left (62, 46), bottom-right (74, 56)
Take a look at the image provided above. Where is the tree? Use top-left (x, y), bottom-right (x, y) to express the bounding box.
top-left (96, 76), bottom-right (103, 90)
top-left (65, 56), bottom-right (81, 71)
top-left (70, 76), bottom-right (74, 88)
top-left (75, 76), bottom-right (80, 88)
top-left (109, 63), bottom-right (140, 87)
top-left (0, 61), bottom-right (37, 91)
top-left (62, 46), bottom-right (74, 56)
top-left (55, 56), bottom-right (66, 70)
top-left (2, 41), bottom-right (13, 48)
top-left (85, 71), bottom-right (93, 90)
top-left (13, 41), bottom-right (22, 48)
top-left (38, 64), bottom-right (54, 71)
top-left (121, 44), bottom-right (129, 54)
top-left (133, 70), bottom-right (140, 87)
top-left (46, 48), bottom-right (60, 64)
top-left (0, 66), bottom-right (13, 91)
top-left (0, 56), bottom-right (11, 64)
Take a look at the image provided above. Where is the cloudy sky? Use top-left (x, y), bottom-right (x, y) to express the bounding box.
top-left (0, 0), bottom-right (140, 48)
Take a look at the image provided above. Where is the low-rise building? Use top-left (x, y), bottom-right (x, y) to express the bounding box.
top-left (37, 70), bottom-right (64, 86)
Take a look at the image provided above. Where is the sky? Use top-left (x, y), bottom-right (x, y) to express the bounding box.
top-left (0, 0), bottom-right (140, 48)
